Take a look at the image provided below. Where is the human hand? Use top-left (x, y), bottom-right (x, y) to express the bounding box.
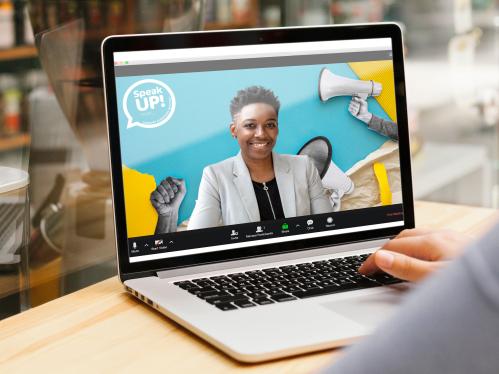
top-left (150, 177), bottom-right (186, 216)
top-left (358, 228), bottom-right (471, 282)
top-left (348, 97), bottom-right (372, 124)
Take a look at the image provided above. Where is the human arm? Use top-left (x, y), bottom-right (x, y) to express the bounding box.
top-left (187, 167), bottom-right (223, 230)
top-left (358, 228), bottom-right (470, 281)
top-left (322, 222), bottom-right (499, 374)
top-left (368, 115), bottom-right (398, 141)
top-left (150, 177), bottom-right (186, 234)
top-left (348, 97), bottom-right (398, 141)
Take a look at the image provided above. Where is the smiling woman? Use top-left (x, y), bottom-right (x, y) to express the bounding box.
top-left (184, 86), bottom-right (334, 230)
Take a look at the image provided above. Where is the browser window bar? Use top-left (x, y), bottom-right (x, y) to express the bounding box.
top-left (114, 38), bottom-right (392, 65)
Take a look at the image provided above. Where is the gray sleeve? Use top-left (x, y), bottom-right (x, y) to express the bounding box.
top-left (368, 115), bottom-right (399, 141)
top-left (323, 222), bottom-right (499, 374)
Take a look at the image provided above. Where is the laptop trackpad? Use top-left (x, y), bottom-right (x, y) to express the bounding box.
top-left (321, 287), bottom-right (408, 329)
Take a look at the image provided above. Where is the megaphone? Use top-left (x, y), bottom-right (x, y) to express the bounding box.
top-left (318, 68), bottom-right (382, 102)
top-left (297, 136), bottom-right (354, 194)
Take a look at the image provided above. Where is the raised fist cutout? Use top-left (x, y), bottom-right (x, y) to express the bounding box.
top-left (150, 176), bottom-right (186, 217)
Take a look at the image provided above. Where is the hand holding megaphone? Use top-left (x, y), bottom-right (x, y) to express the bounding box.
top-left (348, 97), bottom-right (373, 124)
top-left (319, 68), bottom-right (382, 102)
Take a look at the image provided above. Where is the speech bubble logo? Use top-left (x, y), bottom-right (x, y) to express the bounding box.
top-left (123, 79), bottom-right (176, 129)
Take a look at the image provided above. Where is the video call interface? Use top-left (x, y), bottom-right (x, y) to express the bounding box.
top-left (113, 38), bottom-right (405, 263)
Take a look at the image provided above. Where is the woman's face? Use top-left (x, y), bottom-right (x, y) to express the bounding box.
top-left (230, 103), bottom-right (278, 162)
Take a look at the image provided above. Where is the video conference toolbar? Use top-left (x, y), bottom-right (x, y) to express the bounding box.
top-left (128, 204), bottom-right (404, 263)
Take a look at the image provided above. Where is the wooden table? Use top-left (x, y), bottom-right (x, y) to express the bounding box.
top-left (1, 201), bottom-right (497, 373)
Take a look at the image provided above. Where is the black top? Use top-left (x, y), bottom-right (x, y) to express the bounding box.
top-left (251, 178), bottom-right (285, 221)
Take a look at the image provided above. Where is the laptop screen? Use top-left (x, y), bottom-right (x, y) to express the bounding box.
top-left (111, 37), bottom-right (405, 264)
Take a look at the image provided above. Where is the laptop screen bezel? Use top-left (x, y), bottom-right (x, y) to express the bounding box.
top-left (101, 24), bottom-right (414, 281)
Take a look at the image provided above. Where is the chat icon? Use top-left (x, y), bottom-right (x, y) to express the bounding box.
top-left (122, 78), bottom-right (176, 129)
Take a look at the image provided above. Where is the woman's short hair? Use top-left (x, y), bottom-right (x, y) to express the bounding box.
top-left (230, 86), bottom-right (280, 119)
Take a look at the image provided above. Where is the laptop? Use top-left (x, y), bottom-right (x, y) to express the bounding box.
top-left (101, 23), bottom-right (414, 362)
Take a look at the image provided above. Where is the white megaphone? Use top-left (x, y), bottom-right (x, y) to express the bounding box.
top-left (318, 67), bottom-right (382, 102)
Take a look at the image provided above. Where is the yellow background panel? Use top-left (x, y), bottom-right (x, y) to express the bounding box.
top-left (349, 60), bottom-right (397, 122)
top-left (122, 165), bottom-right (157, 237)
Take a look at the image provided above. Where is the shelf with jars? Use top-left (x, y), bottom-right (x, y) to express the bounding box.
top-left (0, 1), bottom-right (38, 157)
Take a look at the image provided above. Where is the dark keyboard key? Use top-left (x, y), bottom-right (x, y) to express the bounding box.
top-left (227, 273), bottom-right (245, 279)
top-left (292, 284), bottom-right (349, 299)
top-left (196, 290), bottom-right (224, 299)
top-left (296, 263), bottom-right (313, 270)
top-left (233, 299), bottom-right (256, 308)
top-left (218, 284), bottom-right (237, 291)
top-left (312, 260), bottom-right (329, 266)
top-left (316, 279), bottom-right (337, 287)
top-left (295, 277), bottom-right (312, 284)
top-left (349, 276), bottom-right (381, 288)
top-left (246, 291), bottom-right (268, 299)
top-left (233, 280), bottom-right (252, 287)
top-left (301, 283), bottom-right (320, 290)
top-left (188, 287), bottom-right (217, 295)
top-left (228, 291), bottom-right (247, 298)
top-left (195, 280), bottom-right (216, 288)
top-left (277, 281), bottom-right (294, 288)
top-left (261, 268), bottom-right (279, 273)
top-left (265, 288), bottom-right (284, 295)
top-left (253, 297), bottom-right (274, 305)
top-left (246, 270), bottom-right (264, 277)
top-left (244, 285), bottom-right (263, 292)
top-left (313, 275), bottom-right (332, 282)
top-left (215, 303), bottom-right (237, 311)
top-left (210, 275), bottom-right (230, 281)
top-left (261, 283), bottom-right (281, 291)
top-left (205, 295), bottom-right (248, 305)
top-left (270, 293), bottom-right (297, 302)
top-left (174, 281), bottom-right (198, 290)
top-left (369, 273), bottom-right (404, 285)
top-left (274, 275), bottom-right (289, 281)
top-left (336, 278), bottom-right (355, 286)
top-left (191, 278), bottom-right (209, 283)
top-left (280, 265), bottom-right (297, 273)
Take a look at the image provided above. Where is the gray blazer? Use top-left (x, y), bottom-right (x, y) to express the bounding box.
top-left (187, 152), bottom-right (332, 229)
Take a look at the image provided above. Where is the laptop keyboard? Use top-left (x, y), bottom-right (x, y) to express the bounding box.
top-left (173, 254), bottom-right (403, 311)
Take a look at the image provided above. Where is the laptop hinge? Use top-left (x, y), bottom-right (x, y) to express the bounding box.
top-left (156, 238), bottom-right (389, 279)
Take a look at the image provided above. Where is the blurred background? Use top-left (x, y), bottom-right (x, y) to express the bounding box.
top-left (0, 0), bottom-right (497, 320)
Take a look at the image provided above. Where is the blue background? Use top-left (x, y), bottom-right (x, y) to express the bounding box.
top-left (116, 63), bottom-right (392, 223)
